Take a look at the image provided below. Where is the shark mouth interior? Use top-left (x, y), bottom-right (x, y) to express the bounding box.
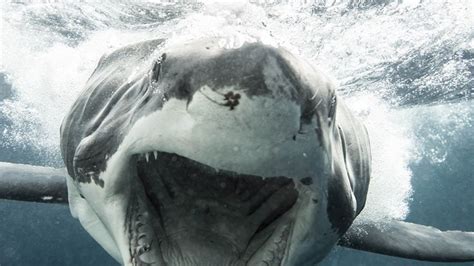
top-left (127, 151), bottom-right (299, 266)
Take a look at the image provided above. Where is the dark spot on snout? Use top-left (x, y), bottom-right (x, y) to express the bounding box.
top-left (312, 198), bottom-right (318, 204)
top-left (300, 177), bottom-right (313, 185)
top-left (223, 91), bottom-right (241, 110)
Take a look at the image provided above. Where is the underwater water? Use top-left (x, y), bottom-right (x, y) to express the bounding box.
top-left (0, 0), bottom-right (472, 265)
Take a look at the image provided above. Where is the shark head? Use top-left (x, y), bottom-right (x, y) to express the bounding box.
top-left (60, 38), bottom-right (357, 266)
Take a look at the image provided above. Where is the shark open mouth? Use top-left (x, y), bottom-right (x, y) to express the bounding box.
top-left (127, 151), bottom-right (299, 266)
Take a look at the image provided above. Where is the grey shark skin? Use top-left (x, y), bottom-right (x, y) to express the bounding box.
top-left (55, 38), bottom-right (474, 265)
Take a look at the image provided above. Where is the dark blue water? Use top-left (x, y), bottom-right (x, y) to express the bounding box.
top-left (0, 1), bottom-right (472, 265)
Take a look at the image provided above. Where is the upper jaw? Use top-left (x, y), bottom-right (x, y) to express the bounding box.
top-left (124, 150), bottom-right (300, 266)
top-left (121, 95), bottom-right (325, 179)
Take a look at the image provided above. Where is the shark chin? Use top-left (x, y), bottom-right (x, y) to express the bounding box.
top-left (126, 151), bottom-right (299, 266)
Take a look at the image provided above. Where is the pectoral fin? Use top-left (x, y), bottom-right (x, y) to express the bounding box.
top-left (0, 162), bottom-right (68, 204)
top-left (339, 220), bottom-right (474, 262)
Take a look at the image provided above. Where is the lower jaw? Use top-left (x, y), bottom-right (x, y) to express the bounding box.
top-left (124, 151), bottom-right (299, 266)
top-left (126, 194), bottom-right (297, 266)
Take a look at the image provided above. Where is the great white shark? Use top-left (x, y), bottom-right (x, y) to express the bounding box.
top-left (1, 37), bottom-right (474, 265)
